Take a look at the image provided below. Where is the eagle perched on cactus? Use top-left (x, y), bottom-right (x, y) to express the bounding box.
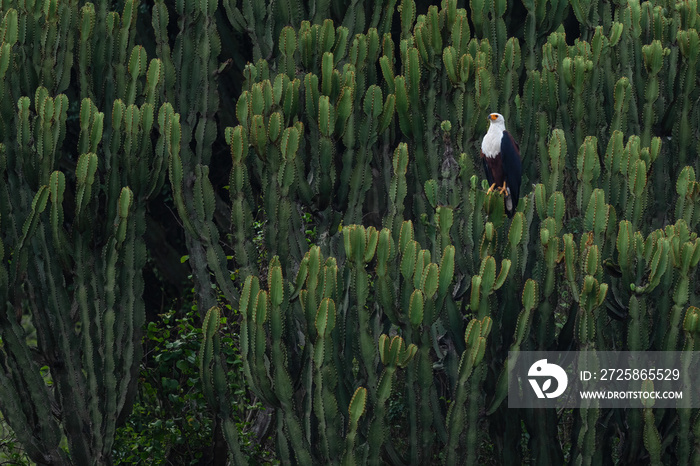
top-left (480, 113), bottom-right (522, 218)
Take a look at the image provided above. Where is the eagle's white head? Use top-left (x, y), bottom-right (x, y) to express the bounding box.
top-left (487, 113), bottom-right (506, 130)
top-left (482, 113), bottom-right (506, 157)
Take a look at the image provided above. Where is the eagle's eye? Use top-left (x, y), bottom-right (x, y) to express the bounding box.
top-left (490, 114), bottom-right (498, 120)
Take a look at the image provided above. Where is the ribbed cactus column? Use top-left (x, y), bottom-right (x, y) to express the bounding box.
top-left (368, 334), bottom-right (417, 465)
top-left (487, 279), bottom-right (538, 414)
top-left (156, 0), bottom-right (239, 320)
top-left (661, 221), bottom-right (700, 352)
top-left (676, 29), bottom-right (699, 166)
top-left (571, 234), bottom-right (607, 466)
top-left (0, 3), bottom-right (177, 463)
top-left (343, 224), bottom-right (381, 401)
top-left (226, 125), bottom-right (256, 277)
top-left (640, 40), bottom-right (668, 148)
top-left (675, 166), bottom-right (700, 231)
top-left (0, 92), bottom-right (172, 466)
top-left (199, 306), bottom-right (247, 464)
top-left (678, 307), bottom-right (700, 464)
top-left (445, 316), bottom-right (491, 465)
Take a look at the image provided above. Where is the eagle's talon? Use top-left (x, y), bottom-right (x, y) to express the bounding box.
top-left (486, 183), bottom-right (497, 195)
top-left (497, 182), bottom-right (508, 195)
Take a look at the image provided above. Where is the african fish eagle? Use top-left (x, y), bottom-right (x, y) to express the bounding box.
top-left (480, 113), bottom-right (522, 218)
